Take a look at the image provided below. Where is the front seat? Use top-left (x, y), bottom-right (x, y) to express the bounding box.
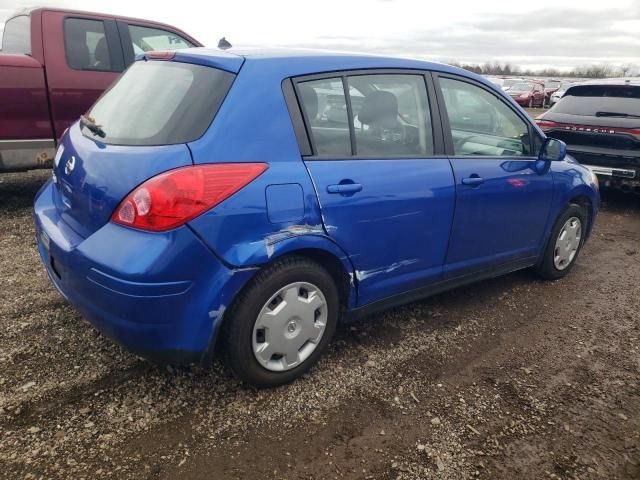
top-left (357, 90), bottom-right (409, 155)
top-left (93, 37), bottom-right (111, 70)
top-left (65, 30), bottom-right (90, 70)
top-left (358, 90), bottom-right (400, 130)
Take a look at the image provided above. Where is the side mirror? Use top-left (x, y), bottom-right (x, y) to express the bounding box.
top-left (539, 137), bottom-right (567, 161)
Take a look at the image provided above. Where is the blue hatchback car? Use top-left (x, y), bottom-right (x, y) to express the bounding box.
top-left (34, 48), bottom-right (599, 387)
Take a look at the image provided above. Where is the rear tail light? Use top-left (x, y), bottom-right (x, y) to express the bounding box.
top-left (112, 163), bottom-right (268, 231)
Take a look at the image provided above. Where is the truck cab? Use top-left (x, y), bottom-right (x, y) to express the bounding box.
top-left (0, 7), bottom-right (201, 172)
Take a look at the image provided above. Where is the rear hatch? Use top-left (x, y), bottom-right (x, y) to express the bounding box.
top-left (538, 84), bottom-right (640, 162)
top-left (52, 53), bottom-right (239, 238)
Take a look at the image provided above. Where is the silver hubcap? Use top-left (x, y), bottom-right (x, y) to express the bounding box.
top-left (554, 216), bottom-right (582, 270)
top-left (252, 282), bottom-right (328, 372)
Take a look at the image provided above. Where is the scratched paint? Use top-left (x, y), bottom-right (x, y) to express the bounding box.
top-left (355, 258), bottom-right (419, 282)
top-left (263, 224), bottom-right (325, 258)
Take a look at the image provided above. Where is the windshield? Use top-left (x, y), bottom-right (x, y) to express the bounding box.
top-left (82, 61), bottom-right (234, 146)
top-left (553, 85), bottom-right (640, 116)
top-left (545, 80), bottom-right (561, 89)
top-left (508, 82), bottom-right (533, 92)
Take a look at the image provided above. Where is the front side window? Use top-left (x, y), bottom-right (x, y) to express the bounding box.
top-left (83, 61), bottom-right (234, 146)
top-left (298, 77), bottom-right (351, 156)
top-left (2, 15), bottom-right (31, 54)
top-left (64, 18), bottom-right (112, 71)
top-left (128, 25), bottom-right (194, 55)
top-left (440, 78), bottom-right (532, 157)
top-left (348, 74), bottom-right (433, 156)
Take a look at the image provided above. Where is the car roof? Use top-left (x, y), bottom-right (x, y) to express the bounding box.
top-left (171, 47), bottom-right (495, 85)
top-left (5, 6), bottom-right (198, 40)
top-left (568, 77), bottom-right (640, 87)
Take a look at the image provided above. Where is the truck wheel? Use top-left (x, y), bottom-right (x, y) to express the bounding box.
top-left (222, 256), bottom-right (339, 388)
top-left (535, 204), bottom-right (587, 280)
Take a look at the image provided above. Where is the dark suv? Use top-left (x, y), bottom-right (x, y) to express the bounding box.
top-left (537, 79), bottom-right (640, 192)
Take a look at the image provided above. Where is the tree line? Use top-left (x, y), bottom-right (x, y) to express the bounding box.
top-left (448, 62), bottom-right (638, 78)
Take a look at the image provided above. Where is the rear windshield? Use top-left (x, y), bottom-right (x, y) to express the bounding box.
top-left (553, 85), bottom-right (640, 116)
top-left (82, 61), bottom-right (234, 146)
top-left (2, 15), bottom-right (31, 54)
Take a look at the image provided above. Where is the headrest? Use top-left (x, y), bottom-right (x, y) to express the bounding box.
top-left (358, 90), bottom-right (399, 126)
top-left (299, 84), bottom-right (318, 119)
top-left (94, 37), bottom-right (110, 67)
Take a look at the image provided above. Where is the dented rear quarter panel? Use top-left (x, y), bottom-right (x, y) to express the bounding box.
top-left (186, 58), bottom-right (334, 267)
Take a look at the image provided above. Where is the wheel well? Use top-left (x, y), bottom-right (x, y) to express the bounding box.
top-left (272, 249), bottom-right (352, 309)
top-left (569, 195), bottom-right (593, 229)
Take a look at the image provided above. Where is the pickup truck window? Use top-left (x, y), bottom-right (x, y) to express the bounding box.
top-left (64, 18), bottom-right (114, 71)
top-left (2, 15), bottom-right (31, 54)
top-left (128, 25), bottom-right (194, 53)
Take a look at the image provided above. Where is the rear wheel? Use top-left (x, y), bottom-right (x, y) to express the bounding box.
top-left (222, 256), bottom-right (339, 388)
top-left (535, 204), bottom-right (587, 280)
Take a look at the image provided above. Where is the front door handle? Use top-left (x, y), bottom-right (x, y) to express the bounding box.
top-left (461, 176), bottom-right (484, 187)
top-left (327, 183), bottom-right (363, 194)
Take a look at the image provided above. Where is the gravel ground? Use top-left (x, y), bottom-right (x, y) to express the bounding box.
top-left (0, 169), bottom-right (638, 480)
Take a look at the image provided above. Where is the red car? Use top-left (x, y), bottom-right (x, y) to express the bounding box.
top-left (0, 7), bottom-right (201, 172)
top-left (505, 81), bottom-right (545, 108)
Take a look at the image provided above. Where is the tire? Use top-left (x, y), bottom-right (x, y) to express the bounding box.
top-left (221, 255), bottom-right (339, 388)
top-left (535, 203), bottom-right (588, 280)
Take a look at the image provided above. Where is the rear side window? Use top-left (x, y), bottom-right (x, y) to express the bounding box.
top-left (128, 25), bottom-right (194, 55)
top-left (554, 85), bottom-right (640, 116)
top-left (64, 18), bottom-right (112, 71)
top-left (298, 78), bottom-right (352, 156)
top-left (349, 74), bottom-right (433, 156)
top-left (2, 15), bottom-right (31, 54)
top-left (83, 61), bottom-right (234, 146)
top-left (440, 78), bottom-right (532, 157)
top-left (298, 73), bottom-right (433, 157)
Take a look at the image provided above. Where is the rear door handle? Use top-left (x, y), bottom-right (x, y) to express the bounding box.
top-left (327, 183), bottom-right (363, 194)
top-left (461, 176), bottom-right (484, 186)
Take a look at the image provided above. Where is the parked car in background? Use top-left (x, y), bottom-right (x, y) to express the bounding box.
top-left (505, 81), bottom-right (546, 107)
top-left (0, 7), bottom-right (201, 172)
top-left (537, 78), bottom-right (640, 192)
top-left (543, 79), bottom-right (562, 107)
top-left (34, 48), bottom-right (599, 387)
top-left (501, 77), bottom-right (526, 91)
top-left (485, 76), bottom-right (505, 88)
top-left (549, 80), bottom-right (575, 107)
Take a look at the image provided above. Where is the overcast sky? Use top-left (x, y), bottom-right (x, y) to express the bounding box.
top-left (1, 0), bottom-right (639, 72)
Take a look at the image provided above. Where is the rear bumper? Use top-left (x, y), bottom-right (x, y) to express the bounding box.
top-left (568, 149), bottom-right (640, 185)
top-left (34, 180), bottom-right (255, 363)
top-left (583, 164), bottom-right (636, 179)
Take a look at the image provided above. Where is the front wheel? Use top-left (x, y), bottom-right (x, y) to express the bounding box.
top-left (535, 204), bottom-right (587, 280)
top-left (221, 256), bottom-right (339, 388)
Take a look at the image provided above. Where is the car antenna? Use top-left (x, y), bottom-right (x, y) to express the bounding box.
top-left (218, 37), bottom-right (232, 50)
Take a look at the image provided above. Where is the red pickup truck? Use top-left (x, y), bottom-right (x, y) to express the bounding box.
top-left (0, 7), bottom-right (201, 172)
